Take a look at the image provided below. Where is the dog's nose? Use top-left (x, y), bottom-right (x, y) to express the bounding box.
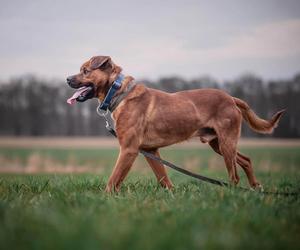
top-left (66, 77), bottom-right (72, 84)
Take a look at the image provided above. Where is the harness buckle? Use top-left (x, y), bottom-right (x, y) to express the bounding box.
top-left (97, 100), bottom-right (116, 135)
top-left (96, 103), bottom-right (109, 117)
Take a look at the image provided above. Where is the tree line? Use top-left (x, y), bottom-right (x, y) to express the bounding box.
top-left (0, 73), bottom-right (299, 137)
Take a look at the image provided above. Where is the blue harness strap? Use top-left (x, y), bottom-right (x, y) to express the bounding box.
top-left (99, 74), bottom-right (124, 111)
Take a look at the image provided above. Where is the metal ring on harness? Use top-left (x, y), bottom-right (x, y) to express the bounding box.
top-left (97, 101), bottom-right (116, 134)
top-left (96, 103), bottom-right (109, 117)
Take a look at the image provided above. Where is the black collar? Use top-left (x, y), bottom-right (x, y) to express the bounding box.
top-left (98, 74), bottom-right (124, 111)
top-left (108, 80), bottom-right (136, 112)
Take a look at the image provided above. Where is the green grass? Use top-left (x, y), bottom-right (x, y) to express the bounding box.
top-left (0, 146), bottom-right (300, 250)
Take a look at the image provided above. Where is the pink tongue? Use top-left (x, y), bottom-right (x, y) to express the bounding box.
top-left (67, 86), bottom-right (90, 105)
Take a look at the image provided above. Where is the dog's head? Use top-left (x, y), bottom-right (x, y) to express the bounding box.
top-left (66, 56), bottom-right (122, 104)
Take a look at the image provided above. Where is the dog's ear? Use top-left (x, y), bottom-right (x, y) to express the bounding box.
top-left (109, 65), bottom-right (123, 84)
top-left (90, 56), bottom-right (112, 70)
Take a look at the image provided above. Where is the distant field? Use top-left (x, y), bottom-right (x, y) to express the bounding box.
top-left (0, 137), bottom-right (300, 175)
top-left (0, 138), bottom-right (300, 249)
top-left (1, 137), bottom-right (300, 149)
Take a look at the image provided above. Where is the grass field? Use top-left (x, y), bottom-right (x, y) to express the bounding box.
top-left (0, 139), bottom-right (300, 250)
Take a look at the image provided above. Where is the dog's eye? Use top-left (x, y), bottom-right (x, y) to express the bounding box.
top-left (83, 69), bottom-right (89, 75)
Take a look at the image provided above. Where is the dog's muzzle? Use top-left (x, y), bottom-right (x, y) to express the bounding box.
top-left (66, 75), bottom-right (95, 104)
top-left (66, 75), bottom-right (78, 88)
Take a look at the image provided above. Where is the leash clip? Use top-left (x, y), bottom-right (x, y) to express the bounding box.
top-left (96, 105), bottom-right (108, 117)
top-left (97, 100), bottom-right (116, 135)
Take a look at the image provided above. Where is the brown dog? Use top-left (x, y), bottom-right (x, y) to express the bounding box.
top-left (67, 56), bottom-right (284, 192)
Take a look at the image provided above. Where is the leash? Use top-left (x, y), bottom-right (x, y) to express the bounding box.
top-left (95, 76), bottom-right (298, 197)
top-left (96, 108), bottom-right (299, 197)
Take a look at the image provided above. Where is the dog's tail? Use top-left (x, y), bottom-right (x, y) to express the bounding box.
top-left (233, 97), bottom-right (285, 134)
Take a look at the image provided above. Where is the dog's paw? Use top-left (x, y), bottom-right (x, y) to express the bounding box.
top-left (252, 183), bottom-right (264, 192)
top-left (105, 184), bottom-right (121, 194)
top-left (257, 184), bottom-right (264, 192)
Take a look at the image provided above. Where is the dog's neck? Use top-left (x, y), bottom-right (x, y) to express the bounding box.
top-left (109, 77), bottom-right (136, 112)
top-left (98, 73), bottom-right (135, 111)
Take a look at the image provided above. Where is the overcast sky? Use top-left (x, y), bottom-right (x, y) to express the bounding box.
top-left (1, 0), bottom-right (300, 81)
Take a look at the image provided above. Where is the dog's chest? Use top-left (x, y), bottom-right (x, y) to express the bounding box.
top-left (140, 121), bottom-right (197, 148)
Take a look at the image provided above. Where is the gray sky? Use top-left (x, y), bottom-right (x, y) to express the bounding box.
top-left (1, 0), bottom-right (300, 81)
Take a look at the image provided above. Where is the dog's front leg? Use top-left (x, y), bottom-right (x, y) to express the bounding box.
top-left (105, 147), bottom-right (138, 193)
top-left (144, 149), bottom-right (173, 189)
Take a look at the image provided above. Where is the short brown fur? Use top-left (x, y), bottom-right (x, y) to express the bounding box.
top-left (67, 56), bottom-right (285, 192)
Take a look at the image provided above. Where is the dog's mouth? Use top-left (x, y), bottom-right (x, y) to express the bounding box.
top-left (67, 85), bottom-right (95, 105)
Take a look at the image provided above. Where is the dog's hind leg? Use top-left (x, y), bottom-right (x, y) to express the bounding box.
top-left (213, 107), bottom-right (243, 185)
top-left (209, 138), bottom-right (240, 184)
top-left (209, 138), bottom-right (262, 188)
top-left (144, 149), bottom-right (173, 189)
top-left (236, 152), bottom-right (262, 189)
top-left (219, 139), bottom-right (239, 185)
